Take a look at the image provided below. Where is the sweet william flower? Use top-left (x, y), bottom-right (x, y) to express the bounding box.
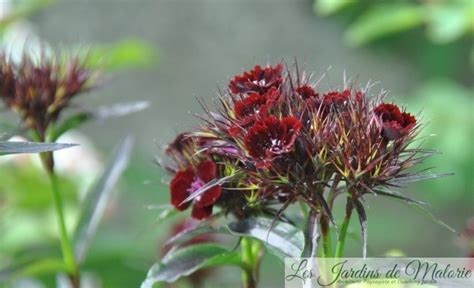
top-left (374, 103), bottom-right (416, 140)
top-left (229, 63), bottom-right (283, 94)
top-left (0, 53), bottom-right (93, 138)
top-left (244, 115), bottom-right (302, 164)
top-left (322, 89), bottom-right (351, 106)
top-left (170, 160), bottom-right (222, 220)
top-left (155, 61), bottom-right (451, 272)
top-left (296, 85), bottom-right (319, 100)
top-left (234, 92), bottom-right (268, 120)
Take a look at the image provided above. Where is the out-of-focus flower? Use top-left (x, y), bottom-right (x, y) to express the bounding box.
top-left (170, 160), bottom-right (222, 220)
top-left (0, 52), bottom-right (94, 138)
top-left (296, 85), bottom-right (319, 100)
top-left (229, 64), bottom-right (283, 94)
top-left (322, 89), bottom-right (350, 106)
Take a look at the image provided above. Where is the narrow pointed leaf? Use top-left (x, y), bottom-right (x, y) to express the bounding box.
top-left (227, 217), bottom-right (304, 259)
top-left (93, 101), bottom-right (150, 120)
top-left (388, 172), bottom-right (453, 185)
top-left (164, 217), bottom-right (226, 249)
top-left (74, 136), bottom-right (134, 264)
top-left (0, 141), bottom-right (77, 155)
top-left (313, 191), bottom-right (339, 237)
top-left (372, 189), bottom-right (428, 205)
top-left (352, 198), bottom-right (368, 258)
top-left (301, 210), bottom-right (320, 258)
top-left (409, 203), bottom-right (458, 235)
top-left (141, 244), bottom-right (241, 288)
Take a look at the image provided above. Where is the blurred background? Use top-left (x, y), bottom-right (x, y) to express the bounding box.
top-left (0, 0), bottom-right (472, 287)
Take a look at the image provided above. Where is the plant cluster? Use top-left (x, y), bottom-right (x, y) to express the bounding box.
top-left (146, 62), bottom-right (451, 288)
top-left (165, 62), bottom-right (424, 231)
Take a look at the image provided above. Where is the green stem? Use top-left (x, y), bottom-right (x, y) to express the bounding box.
top-left (335, 198), bottom-right (353, 258)
top-left (240, 237), bottom-right (262, 288)
top-left (42, 151), bottom-right (79, 287)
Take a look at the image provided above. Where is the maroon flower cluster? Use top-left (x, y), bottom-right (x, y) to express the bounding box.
top-left (0, 53), bottom-right (93, 138)
top-left (164, 63), bottom-right (427, 221)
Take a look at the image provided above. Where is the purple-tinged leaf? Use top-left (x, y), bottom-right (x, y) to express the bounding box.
top-left (352, 198), bottom-right (368, 258)
top-left (141, 244), bottom-right (241, 287)
top-left (388, 172), bottom-right (453, 185)
top-left (372, 188), bottom-right (428, 205)
top-left (0, 141), bottom-right (77, 155)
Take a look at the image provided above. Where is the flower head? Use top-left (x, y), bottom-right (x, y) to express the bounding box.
top-left (229, 64), bottom-right (283, 94)
top-left (170, 160), bottom-right (222, 220)
top-left (296, 85), bottom-right (319, 100)
top-left (0, 53), bottom-right (93, 137)
top-left (322, 89), bottom-right (350, 106)
top-left (234, 93), bottom-right (268, 119)
top-left (374, 103), bottom-right (416, 140)
top-left (244, 115), bottom-right (302, 163)
top-left (162, 61), bottom-right (441, 243)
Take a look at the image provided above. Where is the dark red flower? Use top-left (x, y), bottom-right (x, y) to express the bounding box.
top-left (170, 160), bottom-right (222, 220)
top-left (234, 93), bottom-right (268, 119)
top-left (374, 103), bottom-right (416, 140)
top-left (229, 64), bottom-right (283, 94)
top-left (296, 85), bottom-right (319, 100)
top-left (322, 89), bottom-right (351, 106)
top-left (244, 115), bottom-right (302, 161)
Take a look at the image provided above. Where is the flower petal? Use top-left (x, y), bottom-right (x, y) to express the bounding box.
top-left (191, 205), bottom-right (213, 220)
top-left (194, 186), bottom-right (222, 208)
top-left (196, 160), bottom-right (217, 182)
top-left (169, 167), bottom-right (194, 211)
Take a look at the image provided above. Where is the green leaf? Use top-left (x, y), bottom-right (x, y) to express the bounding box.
top-left (49, 113), bottom-right (91, 142)
top-left (141, 244), bottom-right (242, 287)
top-left (0, 258), bottom-right (67, 281)
top-left (426, 2), bottom-right (473, 43)
top-left (345, 4), bottom-right (425, 46)
top-left (73, 136), bottom-right (134, 264)
top-left (227, 217), bottom-right (304, 260)
top-left (0, 141), bottom-right (77, 155)
top-left (86, 39), bottom-right (157, 71)
top-left (314, 0), bottom-right (355, 16)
